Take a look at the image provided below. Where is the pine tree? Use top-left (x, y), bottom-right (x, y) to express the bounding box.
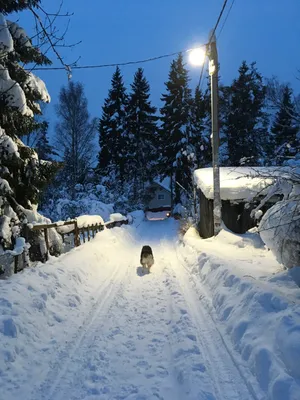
top-left (97, 67), bottom-right (128, 184)
top-left (0, 18), bottom-right (51, 138)
top-left (190, 85), bottom-right (211, 168)
top-left (35, 121), bottom-right (57, 161)
top-left (160, 54), bottom-right (193, 204)
top-left (0, 4), bottom-right (58, 263)
top-left (55, 81), bottom-right (96, 198)
top-left (271, 85), bottom-right (299, 164)
top-left (127, 68), bottom-right (158, 201)
top-left (223, 61), bottom-right (268, 165)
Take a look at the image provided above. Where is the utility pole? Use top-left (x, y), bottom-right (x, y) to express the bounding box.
top-left (208, 33), bottom-right (222, 235)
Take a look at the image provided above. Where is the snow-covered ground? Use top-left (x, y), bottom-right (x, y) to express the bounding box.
top-left (1, 219), bottom-right (299, 400)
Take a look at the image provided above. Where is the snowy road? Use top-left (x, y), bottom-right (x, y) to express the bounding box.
top-left (26, 219), bottom-right (262, 400)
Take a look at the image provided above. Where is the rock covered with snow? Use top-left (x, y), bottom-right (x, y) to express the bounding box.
top-left (259, 198), bottom-right (300, 268)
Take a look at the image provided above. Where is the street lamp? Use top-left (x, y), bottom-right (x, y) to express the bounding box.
top-left (188, 47), bottom-right (206, 66)
top-left (189, 33), bottom-right (222, 235)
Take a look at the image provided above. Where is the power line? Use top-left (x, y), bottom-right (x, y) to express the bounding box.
top-left (26, 46), bottom-right (207, 71)
top-left (198, 0), bottom-right (230, 90)
top-left (218, 0), bottom-right (236, 39)
top-left (210, 0), bottom-right (229, 42)
top-left (198, 60), bottom-right (206, 88)
top-left (25, 2), bottom-right (230, 76)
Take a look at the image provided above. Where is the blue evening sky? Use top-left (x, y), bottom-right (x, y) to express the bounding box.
top-left (18, 0), bottom-right (300, 133)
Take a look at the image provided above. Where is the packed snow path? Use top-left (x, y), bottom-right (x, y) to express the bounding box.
top-left (25, 220), bottom-right (261, 400)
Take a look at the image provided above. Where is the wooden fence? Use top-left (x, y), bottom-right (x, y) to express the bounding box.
top-left (10, 217), bottom-right (129, 273)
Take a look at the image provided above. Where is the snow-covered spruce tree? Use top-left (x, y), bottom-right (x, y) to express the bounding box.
top-left (97, 67), bottom-right (128, 185)
top-left (35, 121), bottom-right (57, 161)
top-left (160, 53), bottom-right (194, 205)
top-left (54, 81), bottom-right (96, 199)
top-left (190, 85), bottom-right (211, 168)
top-left (126, 68), bottom-right (158, 204)
top-left (223, 61), bottom-right (269, 166)
top-left (271, 85), bottom-right (299, 164)
top-left (0, 6), bottom-right (60, 272)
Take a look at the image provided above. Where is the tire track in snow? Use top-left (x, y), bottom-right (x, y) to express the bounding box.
top-left (31, 261), bottom-right (128, 400)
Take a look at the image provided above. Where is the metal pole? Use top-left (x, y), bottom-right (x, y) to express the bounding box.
top-left (208, 34), bottom-right (222, 235)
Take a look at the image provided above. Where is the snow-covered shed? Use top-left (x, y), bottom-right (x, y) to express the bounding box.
top-left (194, 167), bottom-right (284, 238)
top-left (146, 178), bottom-right (171, 212)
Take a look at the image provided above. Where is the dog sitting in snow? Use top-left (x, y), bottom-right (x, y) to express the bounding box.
top-left (140, 245), bottom-right (154, 273)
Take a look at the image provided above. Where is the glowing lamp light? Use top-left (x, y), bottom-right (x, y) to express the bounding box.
top-left (188, 47), bottom-right (206, 66)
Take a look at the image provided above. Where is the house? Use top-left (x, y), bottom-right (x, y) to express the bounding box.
top-left (145, 178), bottom-right (171, 219)
top-left (193, 166), bottom-right (288, 238)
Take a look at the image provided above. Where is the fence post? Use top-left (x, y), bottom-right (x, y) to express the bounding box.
top-left (44, 228), bottom-right (49, 261)
top-left (74, 220), bottom-right (80, 247)
top-left (14, 255), bottom-right (18, 274)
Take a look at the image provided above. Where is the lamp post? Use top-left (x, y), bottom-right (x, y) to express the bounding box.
top-left (208, 33), bottom-right (221, 235)
top-left (189, 33), bottom-right (222, 235)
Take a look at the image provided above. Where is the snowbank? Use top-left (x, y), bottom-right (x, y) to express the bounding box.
top-left (183, 227), bottom-right (300, 400)
top-left (194, 167), bottom-right (292, 201)
top-left (127, 210), bottom-right (145, 226)
top-left (259, 198), bottom-right (300, 269)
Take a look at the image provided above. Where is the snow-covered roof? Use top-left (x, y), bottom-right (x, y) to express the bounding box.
top-left (154, 177), bottom-right (171, 192)
top-left (194, 167), bottom-right (293, 201)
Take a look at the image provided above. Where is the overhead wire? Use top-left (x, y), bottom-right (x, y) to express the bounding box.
top-left (25, 1), bottom-right (232, 76)
top-left (198, 0), bottom-right (230, 90)
top-left (218, 0), bottom-right (236, 39)
top-left (26, 46), bottom-right (207, 71)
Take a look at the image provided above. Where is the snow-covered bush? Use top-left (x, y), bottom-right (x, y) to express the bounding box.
top-left (259, 198), bottom-right (300, 269)
top-left (173, 203), bottom-right (187, 219)
top-left (42, 184), bottom-right (114, 222)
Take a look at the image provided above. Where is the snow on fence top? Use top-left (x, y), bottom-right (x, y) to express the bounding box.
top-left (108, 213), bottom-right (127, 223)
top-left (194, 167), bottom-right (294, 201)
top-left (77, 215), bottom-right (104, 228)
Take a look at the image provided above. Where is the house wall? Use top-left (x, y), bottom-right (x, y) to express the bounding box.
top-left (147, 184), bottom-right (171, 210)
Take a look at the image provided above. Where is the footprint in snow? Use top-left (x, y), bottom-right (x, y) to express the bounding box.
top-left (186, 334), bottom-right (197, 342)
top-left (192, 363), bottom-right (206, 373)
top-left (156, 366), bottom-right (169, 378)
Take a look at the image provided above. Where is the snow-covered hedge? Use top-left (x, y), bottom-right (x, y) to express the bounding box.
top-left (259, 198), bottom-right (300, 269)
